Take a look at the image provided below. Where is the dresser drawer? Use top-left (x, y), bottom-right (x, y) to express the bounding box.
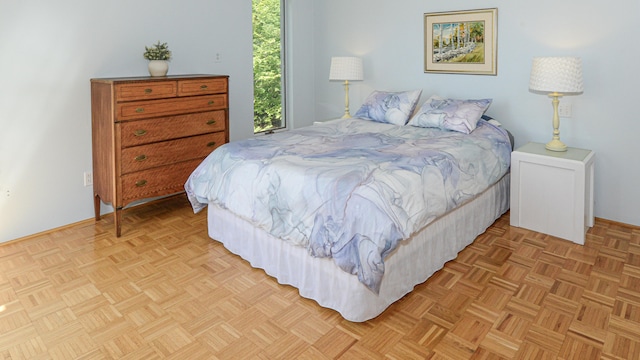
top-left (120, 132), bottom-right (225, 174)
top-left (178, 78), bottom-right (227, 96)
top-left (116, 94), bottom-right (227, 120)
top-left (120, 111), bottom-right (226, 147)
top-left (116, 81), bottom-right (178, 101)
top-left (121, 159), bottom-right (203, 204)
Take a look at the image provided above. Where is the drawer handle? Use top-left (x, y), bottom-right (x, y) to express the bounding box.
top-left (134, 129), bottom-right (147, 136)
top-left (135, 180), bottom-right (148, 187)
top-left (207, 141), bottom-right (217, 147)
top-left (206, 119), bottom-right (217, 125)
top-left (208, 101), bottom-right (215, 105)
top-left (135, 107), bottom-right (145, 113)
top-left (144, 88), bottom-right (153, 94)
top-left (200, 85), bottom-right (208, 89)
top-left (135, 154), bottom-right (147, 162)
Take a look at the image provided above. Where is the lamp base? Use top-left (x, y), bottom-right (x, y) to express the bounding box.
top-left (341, 80), bottom-right (352, 119)
top-left (545, 93), bottom-right (568, 152)
top-left (545, 139), bottom-right (567, 152)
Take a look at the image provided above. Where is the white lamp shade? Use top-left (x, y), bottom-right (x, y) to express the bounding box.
top-left (329, 57), bottom-right (363, 81)
top-left (529, 57), bottom-right (584, 94)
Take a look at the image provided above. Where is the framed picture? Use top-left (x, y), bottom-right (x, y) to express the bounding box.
top-left (424, 8), bottom-right (497, 75)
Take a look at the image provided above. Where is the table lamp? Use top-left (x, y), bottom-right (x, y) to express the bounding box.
top-left (529, 57), bottom-right (584, 151)
top-left (329, 57), bottom-right (363, 118)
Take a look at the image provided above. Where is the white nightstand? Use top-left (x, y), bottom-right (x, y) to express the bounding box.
top-left (510, 142), bottom-right (595, 245)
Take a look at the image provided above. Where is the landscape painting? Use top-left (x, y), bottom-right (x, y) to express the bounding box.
top-left (424, 9), bottom-right (497, 75)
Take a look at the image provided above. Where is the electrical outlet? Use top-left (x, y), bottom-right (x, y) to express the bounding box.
top-left (214, 53), bottom-right (221, 63)
top-left (84, 172), bottom-right (93, 187)
top-left (558, 103), bottom-right (572, 118)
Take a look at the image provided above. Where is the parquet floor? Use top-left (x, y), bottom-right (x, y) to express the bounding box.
top-left (1, 195), bottom-right (640, 359)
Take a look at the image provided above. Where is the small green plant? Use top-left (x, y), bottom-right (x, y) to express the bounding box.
top-left (143, 41), bottom-right (172, 61)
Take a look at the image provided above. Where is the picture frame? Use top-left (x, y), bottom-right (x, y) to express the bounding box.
top-left (424, 8), bottom-right (498, 75)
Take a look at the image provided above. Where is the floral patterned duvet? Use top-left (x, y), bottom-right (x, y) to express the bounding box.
top-left (185, 118), bottom-right (511, 293)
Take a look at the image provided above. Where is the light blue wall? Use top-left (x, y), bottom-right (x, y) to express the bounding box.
top-left (307, 0), bottom-right (640, 227)
top-left (285, 0), bottom-right (316, 129)
top-left (0, 0), bottom-right (255, 242)
top-left (0, 0), bottom-right (637, 243)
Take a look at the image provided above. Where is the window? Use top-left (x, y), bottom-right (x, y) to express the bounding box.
top-left (252, 0), bottom-right (285, 133)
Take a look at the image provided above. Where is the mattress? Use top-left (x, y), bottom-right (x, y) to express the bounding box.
top-left (206, 173), bottom-right (510, 322)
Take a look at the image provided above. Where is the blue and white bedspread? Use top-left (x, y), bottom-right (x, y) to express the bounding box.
top-left (185, 118), bottom-right (511, 293)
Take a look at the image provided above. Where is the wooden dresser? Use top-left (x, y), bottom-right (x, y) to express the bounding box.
top-left (91, 74), bottom-right (229, 236)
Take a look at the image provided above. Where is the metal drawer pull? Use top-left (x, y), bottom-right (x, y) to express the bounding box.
top-left (206, 119), bottom-right (216, 125)
top-left (208, 101), bottom-right (215, 105)
top-left (207, 141), bottom-right (217, 147)
top-left (135, 154), bottom-right (147, 162)
top-left (135, 107), bottom-right (145, 113)
top-left (135, 180), bottom-right (148, 187)
top-left (200, 85), bottom-right (208, 89)
top-left (134, 129), bottom-right (147, 136)
top-left (144, 88), bottom-right (152, 94)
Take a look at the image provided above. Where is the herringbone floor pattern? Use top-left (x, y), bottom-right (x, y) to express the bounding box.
top-left (1, 195), bottom-right (639, 359)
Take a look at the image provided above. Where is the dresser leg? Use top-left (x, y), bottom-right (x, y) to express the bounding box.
top-left (93, 194), bottom-right (101, 220)
top-left (115, 208), bottom-right (122, 237)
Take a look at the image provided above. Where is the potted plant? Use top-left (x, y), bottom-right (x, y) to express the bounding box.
top-left (143, 41), bottom-right (172, 77)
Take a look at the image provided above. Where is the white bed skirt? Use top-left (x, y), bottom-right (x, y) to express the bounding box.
top-left (207, 173), bottom-right (510, 322)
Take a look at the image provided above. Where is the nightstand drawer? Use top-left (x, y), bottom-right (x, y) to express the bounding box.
top-left (120, 132), bottom-right (225, 174)
top-left (121, 159), bottom-right (203, 203)
top-left (179, 78), bottom-right (227, 96)
top-left (116, 81), bottom-right (178, 101)
top-left (120, 111), bottom-right (226, 147)
top-left (116, 94), bottom-right (227, 120)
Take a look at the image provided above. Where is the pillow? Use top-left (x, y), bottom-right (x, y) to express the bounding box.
top-left (354, 89), bottom-right (422, 126)
top-left (408, 95), bottom-right (492, 133)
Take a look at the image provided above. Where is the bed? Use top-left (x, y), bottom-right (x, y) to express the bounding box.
top-left (185, 94), bottom-right (512, 322)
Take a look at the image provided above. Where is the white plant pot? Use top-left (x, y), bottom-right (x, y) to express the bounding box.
top-left (148, 60), bottom-right (169, 77)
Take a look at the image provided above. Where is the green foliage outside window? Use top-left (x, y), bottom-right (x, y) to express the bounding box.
top-left (253, 0), bottom-right (283, 133)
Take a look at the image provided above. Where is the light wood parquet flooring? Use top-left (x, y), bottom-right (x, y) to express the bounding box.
top-left (1, 195), bottom-right (640, 359)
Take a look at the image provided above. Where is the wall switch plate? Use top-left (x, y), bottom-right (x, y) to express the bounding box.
top-left (84, 172), bottom-right (93, 187)
top-left (558, 103), bottom-right (572, 118)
